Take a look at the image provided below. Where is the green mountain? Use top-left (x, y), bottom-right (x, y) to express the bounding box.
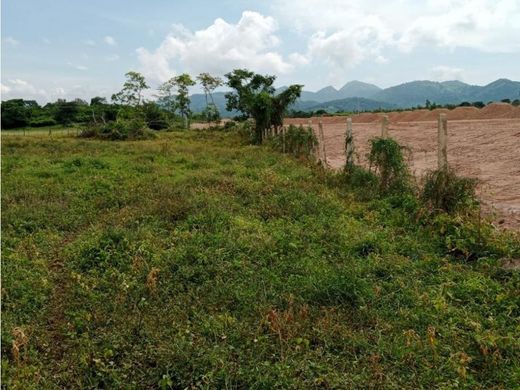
top-left (292, 97), bottom-right (396, 113)
top-left (188, 79), bottom-right (520, 116)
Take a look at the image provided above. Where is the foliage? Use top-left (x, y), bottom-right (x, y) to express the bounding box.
top-left (111, 71), bottom-right (149, 107)
top-left (225, 69), bottom-right (303, 144)
top-left (29, 117), bottom-right (57, 127)
top-left (1, 99), bottom-right (35, 128)
top-left (422, 167), bottom-right (478, 214)
top-left (2, 131), bottom-right (519, 388)
top-left (54, 99), bottom-right (81, 126)
top-left (142, 102), bottom-right (169, 130)
top-left (158, 74), bottom-right (196, 128)
top-left (197, 72), bottom-right (223, 123)
top-left (270, 124), bottom-right (317, 157)
top-left (79, 118), bottom-right (155, 140)
top-left (368, 137), bottom-right (412, 193)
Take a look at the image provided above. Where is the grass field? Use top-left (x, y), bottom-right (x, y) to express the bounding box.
top-left (2, 129), bottom-right (519, 388)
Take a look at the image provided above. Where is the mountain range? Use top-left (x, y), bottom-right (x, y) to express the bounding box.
top-left (189, 78), bottom-right (520, 115)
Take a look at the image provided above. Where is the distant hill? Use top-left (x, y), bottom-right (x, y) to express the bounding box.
top-left (370, 79), bottom-right (520, 107)
top-left (292, 97), bottom-right (396, 113)
top-left (189, 79), bottom-right (520, 116)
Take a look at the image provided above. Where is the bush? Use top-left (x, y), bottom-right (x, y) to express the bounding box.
top-left (368, 137), bottom-right (411, 193)
top-left (223, 120), bottom-right (236, 130)
top-left (341, 165), bottom-right (379, 199)
top-left (29, 117), bottom-right (57, 127)
top-left (236, 121), bottom-right (255, 144)
top-left (421, 168), bottom-right (477, 213)
top-left (79, 119), bottom-right (156, 140)
top-left (270, 125), bottom-right (317, 157)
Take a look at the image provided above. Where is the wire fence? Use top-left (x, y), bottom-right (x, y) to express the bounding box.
top-left (1, 127), bottom-right (80, 137)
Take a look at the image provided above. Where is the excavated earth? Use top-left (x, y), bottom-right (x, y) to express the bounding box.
top-left (285, 104), bottom-right (520, 230)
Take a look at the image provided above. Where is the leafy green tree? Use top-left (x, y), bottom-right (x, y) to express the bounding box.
top-left (197, 72), bottom-right (223, 122)
top-left (159, 74), bottom-right (195, 128)
top-left (1, 99), bottom-right (34, 129)
top-left (225, 69), bottom-right (302, 144)
top-left (54, 99), bottom-right (80, 125)
top-left (174, 74), bottom-right (196, 128)
top-left (157, 78), bottom-right (177, 115)
top-left (111, 71), bottom-right (149, 107)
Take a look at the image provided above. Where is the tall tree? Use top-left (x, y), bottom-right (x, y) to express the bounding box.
top-left (157, 78), bottom-right (177, 114)
top-left (163, 73), bottom-right (195, 128)
top-left (225, 69), bottom-right (302, 144)
top-left (111, 71), bottom-right (149, 107)
top-left (197, 72), bottom-right (223, 122)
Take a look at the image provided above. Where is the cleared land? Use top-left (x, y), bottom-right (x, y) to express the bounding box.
top-left (286, 105), bottom-right (520, 229)
top-left (2, 130), bottom-right (520, 388)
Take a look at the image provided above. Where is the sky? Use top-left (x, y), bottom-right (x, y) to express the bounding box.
top-left (2, 0), bottom-right (520, 103)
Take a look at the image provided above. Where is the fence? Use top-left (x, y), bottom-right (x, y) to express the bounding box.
top-left (1, 127), bottom-right (80, 137)
top-left (284, 114), bottom-right (454, 171)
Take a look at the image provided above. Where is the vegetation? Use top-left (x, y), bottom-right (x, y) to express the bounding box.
top-left (367, 137), bottom-right (412, 193)
top-left (422, 167), bottom-right (478, 214)
top-left (270, 124), bottom-right (317, 157)
top-left (225, 69), bottom-right (303, 144)
top-left (197, 72), bottom-right (223, 123)
top-left (2, 128), bottom-right (519, 388)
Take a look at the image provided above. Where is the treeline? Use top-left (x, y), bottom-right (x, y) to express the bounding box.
top-left (1, 69), bottom-right (303, 144)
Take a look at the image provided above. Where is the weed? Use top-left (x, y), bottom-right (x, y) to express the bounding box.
top-left (368, 137), bottom-right (412, 193)
top-left (422, 167), bottom-right (478, 213)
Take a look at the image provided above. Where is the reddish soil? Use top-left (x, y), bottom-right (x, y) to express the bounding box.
top-left (285, 111), bottom-right (520, 230)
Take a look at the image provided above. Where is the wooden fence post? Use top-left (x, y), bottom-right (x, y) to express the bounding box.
top-left (381, 115), bottom-right (389, 138)
top-left (345, 117), bottom-right (354, 167)
top-left (49, 127), bottom-right (52, 136)
top-left (438, 113), bottom-right (448, 170)
top-left (308, 119), bottom-right (317, 159)
top-left (318, 119), bottom-right (327, 166)
top-left (282, 126), bottom-right (286, 154)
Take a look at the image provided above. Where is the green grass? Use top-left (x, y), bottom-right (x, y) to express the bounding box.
top-left (2, 130), bottom-right (519, 389)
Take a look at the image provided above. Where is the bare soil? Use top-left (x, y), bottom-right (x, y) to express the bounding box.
top-left (285, 113), bottom-right (520, 230)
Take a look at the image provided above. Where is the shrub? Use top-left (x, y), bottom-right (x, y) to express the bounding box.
top-left (341, 165), bottom-right (379, 199)
top-left (421, 168), bottom-right (477, 213)
top-left (271, 125), bottom-right (317, 157)
top-left (236, 121), bottom-right (255, 143)
top-left (29, 117), bottom-right (57, 127)
top-left (79, 119), bottom-right (156, 141)
top-left (223, 120), bottom-right (236, 130)
top-left (368, 137), bottom-right (411, 193)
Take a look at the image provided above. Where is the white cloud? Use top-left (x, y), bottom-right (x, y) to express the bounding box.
top-left (430, 66), bottom-right (465, 81)
top-left (0, 78), bottom-right (115, 103)
top-left (273, 0), bottom-right (520, 60)
top-left (43, 38), bottom-right (51, 45)
top-left (4, 36), bottom-right (20, 47)
top-left (104, 36), bottom-right (117, 46)
top-left (75, 65), bottom-right (88, 71)
top-left (136, 11), bottom-right (295, 82)
top-left (1, 83), bottom-right (12, 94)
top-left (2, 79), bottom-right (48, 99)
top-left (84, 39), bottom-right (96, 46)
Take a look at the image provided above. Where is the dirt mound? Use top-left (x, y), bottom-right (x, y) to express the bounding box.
top-left (352, 112), bottom-right (383, 123)
top-left (480, 103), bottom-right (520, 119)
top-left (416, 108), bottom-right (450, 121)
top-left (446, 106), bottom-right (482, 120)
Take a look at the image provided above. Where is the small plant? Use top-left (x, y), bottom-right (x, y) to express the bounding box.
top-left (271, 125), bottom-right (317, 157)
top-left (341, 165), bottom-right (380, 199)
top-left (368, 137), bottom-right (411, 193)
top-left (422, 167), bottom-right (477, 213)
